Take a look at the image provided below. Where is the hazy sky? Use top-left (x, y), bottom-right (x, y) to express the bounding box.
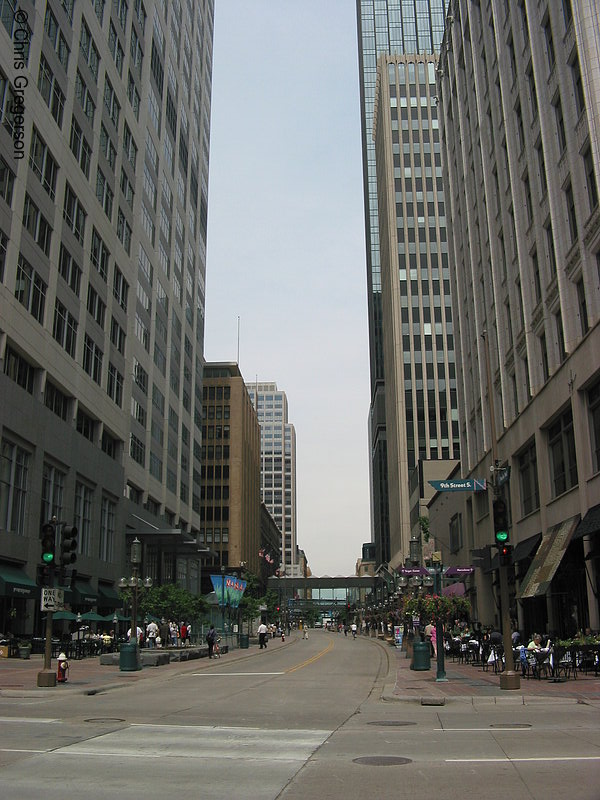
top-left (204, 2), bottom-right (371, 577)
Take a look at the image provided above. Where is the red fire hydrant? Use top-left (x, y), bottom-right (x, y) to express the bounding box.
top-left (57, 652), bottom-right (69, 683)
top-left (281, 632), bottom-right (285, 642)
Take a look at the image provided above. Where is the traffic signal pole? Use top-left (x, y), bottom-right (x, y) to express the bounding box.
top-left (482, 330), bottom-right (520, 690)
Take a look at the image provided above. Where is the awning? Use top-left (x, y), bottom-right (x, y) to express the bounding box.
top-left (72, 578), bottom-right (98, 605)
top-left (97, 583), bottom-right (123, 608)
top-left (511, 533), bottom-right (542, 564)
top-left (442, 582), bottom-right (465, 596)
top-left (571, 504), bottom-right (600, 542)
top-left (517, 516), bottom-right (579, 599)
top-left (0, 563), bottom-right (38, 599)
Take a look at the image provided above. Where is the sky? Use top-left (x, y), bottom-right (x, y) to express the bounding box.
top-left (204, 2), bottom-right (371, 577)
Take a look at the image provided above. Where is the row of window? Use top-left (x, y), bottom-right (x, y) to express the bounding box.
top-left (0, 436), bottom-right (116, 563)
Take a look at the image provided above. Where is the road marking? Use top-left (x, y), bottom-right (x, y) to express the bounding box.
top-left (0, 717), bottom-right (60, 724)
top-left (447, 757), bottom-right (600, 763)
top-left (286, 641), bottom-right (334, 673)
top-left (190, 672), bottom-right (285, 676)
top-left (0, 749), bottom-right (47, 754)
top-left (442, 727), bottom-right (532, 732)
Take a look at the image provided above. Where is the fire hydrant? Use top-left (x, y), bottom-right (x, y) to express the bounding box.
top-left (281, 632), bottom-right (285, 642)
top-left (57, 652), bottom-right (69, 683)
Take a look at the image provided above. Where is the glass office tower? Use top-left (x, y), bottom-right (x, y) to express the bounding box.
top-left (356, 0), bottom-right (448, 566)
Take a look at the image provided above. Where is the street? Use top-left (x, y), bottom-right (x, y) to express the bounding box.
top-left (0, 630), bottom-right (599, 799)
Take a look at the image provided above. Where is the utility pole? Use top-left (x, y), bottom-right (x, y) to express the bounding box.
top-left (482, 330), bottom-right (520, 690)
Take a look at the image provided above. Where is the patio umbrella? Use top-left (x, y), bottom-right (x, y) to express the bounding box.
top-left (53, 611), bottom-right (77, 621)
top-left (79, 612), bottom-right (106, 622)
top-left (103, 612), bottom-right (130, 622)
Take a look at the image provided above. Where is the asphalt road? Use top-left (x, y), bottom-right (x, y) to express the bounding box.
top-left (1, 631), bottom-right (599, 799)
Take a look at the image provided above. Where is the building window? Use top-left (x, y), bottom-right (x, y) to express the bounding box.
top-left (0, 439), bottom-right (30, 534)
top-left (44, 5), bottom-right (70, 71)
top-left (90, 228), bottom-right (109, 280)
top-left (123, 123), bottom-right (137, 169)
top-left (108, 21), bottom-right (124, 76)
top-left (29, 127), bottom-right (58, 199)
top-left (127, 71), bottom-right (140, 119)
top-left (113, 265), bottom-right (129, 310)
top-left (44, 380), bottom-right (69, 420)
top-left (75, 70), bottom-right (95, 124)
top-left (0, 155), bottom-right (15, 205)
top-left (548, 408), bottom-right (578, 497)
top-left (99, 496), bottom-right (116, 562)
top-left (577, 279), bottom-right (589, 335)
top-left (86, 284), bottom-right (106, 328)
top-left (15, 254), bottom-right (46, 323)
top-left (76, 408), bottom-right (95, 441)
top-left (58, 244), bottom-right (82, 296)
top-left (543, 15), bottom-right (555, 72)
top-left (583, 146), bottom-right (598, 212)
top-left (107, 363), bottom-right (123, 406)
top-left (133, 358), bottom-right (148, 394)
top-left (571, 55), bottom-right (585, 118)
top-left (4, 345), bottom-right (35, 393)
top-left (555, 310), bottom-right (566, 363)
top-left (518, 440), bottom-right (539, 517)
top-left (95, 168), bottom-right (114, 219)
top-left (117, 208), bottom-right (132, 254)
top-left (41, 463), bottom-right (65, 523)
top-left (22, 194), bottom-right (52, 256)
top-left (553, 95), bottom-right (566, 153)
top-left (69, 117), bottom-right (91, 178)
top-left (83, 333), bottom-right (103, 384)
top-left (37, 54), bottom-right (65, 126)
top-left (52, 299), bottom-right (77, 357)
top-left (103, 77), bottom-right (120, 128)
top-left (63, 184), bottom-right (86, 243)
top-left (589, 381), bottom-right (600, 473)
top-left (74, 481), bottom-right (92, 556)
top-left (99, 124), bottom-right (117, 171)
top-left (130, 432), bottom-right (145, 465)
top-left (110, 316), bottom-right (126, 353)
top-left (449, 513), bottom-right (462, 554)
top-left (79, 19), bottom-right (99, 81)
top-left (565, 182), bottom-right (578, 245)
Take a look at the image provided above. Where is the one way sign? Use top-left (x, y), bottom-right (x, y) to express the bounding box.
top-left (40, 588), bottom-right (64, 612)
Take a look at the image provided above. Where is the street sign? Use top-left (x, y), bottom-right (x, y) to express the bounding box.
top-left (428, 478), bottom-right (487, 492)
top-left (40, 588), bottom-right (64, 612)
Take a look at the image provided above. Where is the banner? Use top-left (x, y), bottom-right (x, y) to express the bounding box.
top-left (210, 575), bottom-right (247, 608)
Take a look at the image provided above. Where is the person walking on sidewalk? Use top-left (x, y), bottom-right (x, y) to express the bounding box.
top-left (257, 621), bottom-right (268, 649)
top-left (206, 624), bottom-right (217, 658)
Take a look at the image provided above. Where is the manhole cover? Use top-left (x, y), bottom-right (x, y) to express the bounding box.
top-left (84, 718), bottom-right (126, 724)
top-left (490, 723), bottom-right (531, 729)
top-left (367, 721), bottom-right (417, 727)
top-left (353, 756), bottom-right (412, 766)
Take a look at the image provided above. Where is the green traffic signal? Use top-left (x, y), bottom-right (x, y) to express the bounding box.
top-left (40, 521), bottom-right (56, 564)
top-left (495, 529), bottom-right (509, 544)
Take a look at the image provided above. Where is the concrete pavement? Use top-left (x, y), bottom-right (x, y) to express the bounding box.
top-left (384, 639), bottom-right (600, 705)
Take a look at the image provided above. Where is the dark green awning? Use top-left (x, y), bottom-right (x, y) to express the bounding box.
top-left (0, 564), bottom-right (38, 599)
top-left (97, 583), bottom-right (123, 608)
top-left (72, 578), bottom-right (98, 605)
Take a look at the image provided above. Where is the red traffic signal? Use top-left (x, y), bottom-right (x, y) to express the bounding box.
top-left (498, 544), bottom-right (513, 567)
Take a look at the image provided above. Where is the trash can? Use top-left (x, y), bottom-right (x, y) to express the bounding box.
top-left (239, 633), bottom-right (249, 649)
top-left (119, 642), bottom-right (142, 671)
top-left (411, 640), bottom-right (431, 671)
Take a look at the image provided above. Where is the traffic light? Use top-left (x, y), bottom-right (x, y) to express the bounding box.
top-left (498, 543), bottom-right (513, 567)
top-left (36, 564), bottom-right (52, 587)
top-left (40, 520), bottom-right (56, 564)
top-left (60, 525), bottom-right (78, 565)
top-left (493, 498), bottom-right (509, 543)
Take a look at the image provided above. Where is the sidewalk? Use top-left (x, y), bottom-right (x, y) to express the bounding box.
top-left (385, 644), bottom-right (600, 706)
top-left (0, 638), bottom-right (289, 696)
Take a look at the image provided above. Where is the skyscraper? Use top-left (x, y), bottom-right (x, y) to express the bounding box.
top-left (0, 0), bottom-right (214, 629)
top-left (435, 0), bottom-right (600, 633)
top-left (246, 383), bottom-right (297, 573)
top-left (356, 0), bottom-right (449, 567)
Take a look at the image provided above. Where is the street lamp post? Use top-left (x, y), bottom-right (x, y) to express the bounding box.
top-left (433, 564), bottom-right (447, 682)
top-left (118, 538), bottom-right (152, 669)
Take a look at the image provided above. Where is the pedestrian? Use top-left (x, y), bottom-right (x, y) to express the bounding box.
top-left (206, 624), bottom-right (217, 658)
top-left (257, 621), bottom-right (268, 649)
top-left (180, 621), bottom-right (187, 646)
top-left (186, 621), bottom-right (192, 646)
top-left (127, 624), bottom-right (143, 644)
top-left (159, 619), bottom-right (170, 648)
top-left (351, 622), bottom-right (357, 639)
top-left (169, 620), bottom-right (178, 647)
top-left (303, 626), bottom-right (309, 640)
top-left (146, 619), bottom-right (159, 648)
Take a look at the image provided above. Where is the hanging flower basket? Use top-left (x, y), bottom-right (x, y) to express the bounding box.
top-left (402, 594), bottom-right (470, 624)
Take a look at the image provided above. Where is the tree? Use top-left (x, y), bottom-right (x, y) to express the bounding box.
top-left (120, 584), bottom-right (209, 625)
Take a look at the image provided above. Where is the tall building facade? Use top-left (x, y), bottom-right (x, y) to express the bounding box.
top-left (0, 0), bottom-right (214, 634)
top-left (246, 383), bottom-right (297, 572)
top-left (435, 0), bottom-right (600, 633)
top-left (200, 364), bottom-right (261, 583)
top-left (356, 0), bottom-right (448, 567)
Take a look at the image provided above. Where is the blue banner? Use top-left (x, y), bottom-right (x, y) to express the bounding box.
top-left (428, 478), bottom-right (486, 492)
top-left (210, 575), bottom-right (247, 608)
